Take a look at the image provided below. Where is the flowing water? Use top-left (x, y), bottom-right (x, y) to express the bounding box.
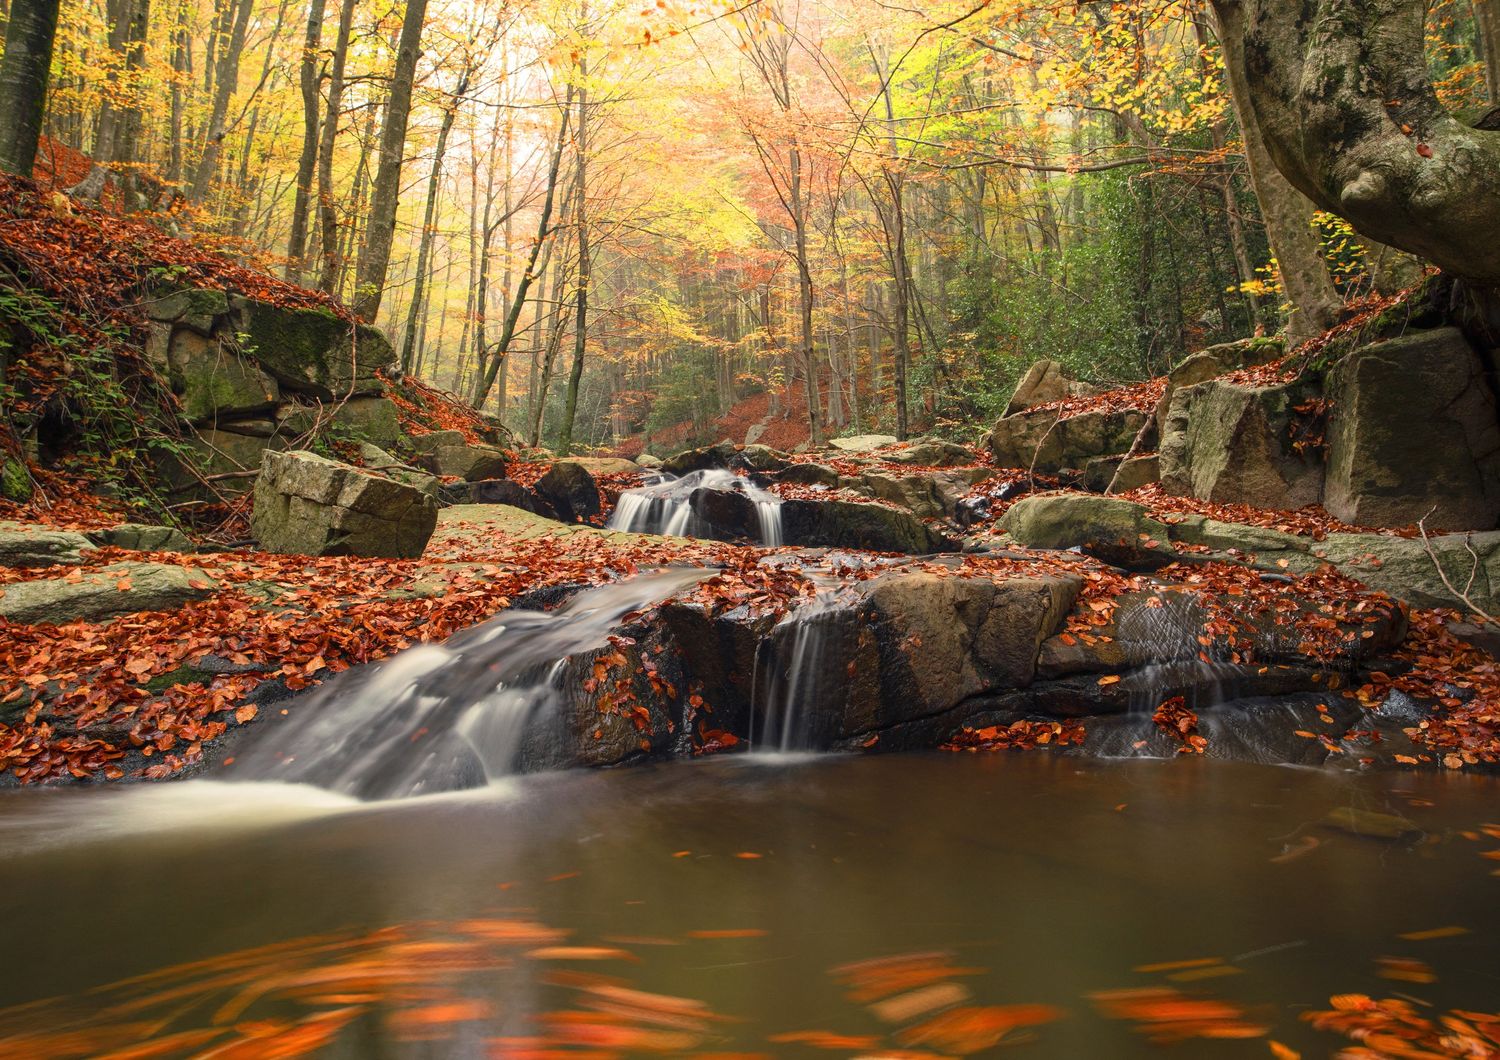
top-left (2, 755), bottom-right (1498, 1057)
top-left (608, 469), bottom-right (784, 545)
top-left (225, 569), bottom-right (706, 800)
top-left (752, 583), bottom-right (855, 753)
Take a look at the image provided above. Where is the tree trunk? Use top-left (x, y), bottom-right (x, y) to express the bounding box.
top-left (1215, 0), bottom-right (1500, 284)
top-left (314, 0), bottom-right (355, 293)
top-left (1475, 0), bottom-right (1500, 103)
top-left (558, 55), bottom-right (589, 457)
top-left (284, 0), bottom-right (325, 282)
top-left (0, 0), bottom-right (58, 176)
top-left (398, 71), bottom-right (467, 373)
top-left (188, 0), bottom-right (254, 205)
top-left (1214, 3), bottom-right (1344, 342)
top-left (351, 0), bottom-right (430, 322)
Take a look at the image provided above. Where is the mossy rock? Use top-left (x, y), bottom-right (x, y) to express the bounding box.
top-left (0, 454), bottom-right (31, 503)
top-left (229, 298), bottom-right (394, 399)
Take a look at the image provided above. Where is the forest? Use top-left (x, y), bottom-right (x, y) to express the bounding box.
top-left (4, 0), bottom-right (1500, 1055)
top-left (6, 0), bottom-right (1492, 451)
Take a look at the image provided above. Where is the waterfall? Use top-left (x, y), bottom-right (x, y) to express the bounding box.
top-left (226, 569), bottom-right (705, 800)
top-left (751, 586), bottom-right (851, 753)
top-left (608, 469), bottom-right (783, 546)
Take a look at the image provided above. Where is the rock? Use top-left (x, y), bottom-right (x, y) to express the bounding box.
top-left (986, 406), bottom-right (1147, 474)
top-left (534, 461), bottom-right (603, 523)
top-left (635, 454), bottom-right (663, 469)
top-left (1004, 360), bottom-right (1098, 416)
top-left (86, 523), bottom-right (193, 552)
top-left (1158, 377), bottom-right (1324, 510)
top-left (410, 430), bottom-right (469, 454)
top-left (1320, 806), bottom-right (1423, 841)
top-left (166, 330), bottom-right (280, 424)
top-left (662, 442), bottom-right (737, 475)
top-left (1313, 530), bottom-right (1500, 611)
top-left (0, 561), bottom-right (216, 625)
top-left (1082, 455), bottom-right (1124, 492)
top-left (882, 438), bottom-right (975, 467)
top-left (1167, 337), bottom-right (1283, 391)
top-left (144, 287), bottom-right (229, 330)
top-left (229, 298), bottom-right (394, 398)
top-left (1107, 454), bottom-right (1160, 494)
top-left (688, 487), bottom-right (761, 541)
top-left (217, 418), bottom-right (279, 438)
top-left (274, 397), bottom-right (402, 449)
top-left (781, 498), bottom-right (956, 554)
top-left (356, 443), bottom-right (438, 497)
top-left (859, 469), bottom-right (980, 520)
top-left (564, 457), bottom-right (641, 477)
top-left (416, 443), bottom-right (510, 482)
top-left (1325, 328), bottom-right (1500, 530)
top-left (779, 462), bottom-right (839, 487)
top-left (0, 522), bottom-right (96, 567)
top-left (828, 434), bottom-right (898, 452)
top-left (251, 450), bottom-right (439, 559)
top-left (1167, 515), bottom-right (1309, 556)
top-left (438, 478), bottom-right (556, 517)
top-left (1001, 493), bottom-right (1174, 568)
top-left (0, 455), bottom-right (32, 503)
top-left (734, 444), bottom-right (790, 473)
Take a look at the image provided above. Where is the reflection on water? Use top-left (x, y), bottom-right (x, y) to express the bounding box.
top-left (1, 754), bottom-right (1499, 1057)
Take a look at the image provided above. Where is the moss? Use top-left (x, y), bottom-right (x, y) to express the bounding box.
top-left (0, 455), bottom-right (31, 502)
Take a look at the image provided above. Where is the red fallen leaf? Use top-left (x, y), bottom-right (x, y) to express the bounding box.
top-left (234, 704), bottom-right (257, 724)
top-left (1098, 675), bottom-right (1122, 686)
top-left (1417, 142), bottom-right (1434, 157)
top-left (116, 577), bottom-right (133, 591)
top-left (734, 852), bottom-right (763, 859)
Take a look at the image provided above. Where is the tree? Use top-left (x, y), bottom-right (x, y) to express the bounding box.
top-left (352, 0), bottom-right (431, 322)
top-left (0, 0), bottom-right (60, 176)
top-left (1216, 0), bottom-right (1500, 285)
top-left (285, 0), bottom-right (325, 282)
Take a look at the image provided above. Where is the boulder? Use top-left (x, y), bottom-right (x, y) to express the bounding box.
top-left (535, 461), bottom-right (603, 523)
top-left (1107, 454), bottom-right (1160, 494)
top-left (688, 487), bottom-right (761, 540)
top-left (1158, 377), bottom-right (1324, 510)
top-left (228, 297), bottom-right (394, 398)
top-left (1167, 515), bottom-right (1309, 557)
top-left (0, 522), bottom-right (95, 567)
top-left (144, 287), bottom-right (229, 331)
top-left (0, 454), bottom-right (30, 503)
top-left (1004, 360), bottom-right (1098, 416)
top-left (734, 444), bottom-right (790, 473)
top-left (1167, 337), bottom-right (1283, 391)
top-left (882, 438), bottom-right (975, 467)
top-left (157, 429), bottom-right (282, 498)
top-left (410, 430), bottom-right (469, 454)
top-left (1082, 455), bottom-right (1124, 493)
top-left (0, 561), bottom-right (217, 625)
top-left (416, 443), bottom-right (510, 482)
top-left (779, 462), bottom-right (839, 487)
top-left (166, 330), bottom-right (280, 424)
top-left (1312, 530), bottom-right (1500, 612)
top-left (564, 457), bottom-right (642, 477)
top-left (781, 498), bottom-right (956, 554)
top-left (86, 523), bottom-right (193, 552)
top-left (356, 443), bottom-right (439, 497)
top-left (251, 450), bottom-right (439, 559)
top-left (859, 469), bottom-right (981, 520)
top-left (986, 406), bottom-right (1147, 474)
top-left (662, 442), bottom-right (737, 475)
top-left (635, 454), bottom-right (664, 469)
top-left (437, 478), bottom-right (556, 517)
top-left (274, 397), bottom-right (403, 449)
top-left (1002, 493), bottom-right (1174, 568)
top-left (1325, 328), bottom-right (1500, 530)
top-left (828, 434), bottom-right (899, 452)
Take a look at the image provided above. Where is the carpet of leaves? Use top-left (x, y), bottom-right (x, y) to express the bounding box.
top-left (1127, 483), bottom-right (1412, 540)
top-left (382, 372), bottom-right (491, 446)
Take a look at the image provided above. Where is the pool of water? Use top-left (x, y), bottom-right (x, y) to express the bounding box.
top-left (1, 754), bottom-right (1497, 1056)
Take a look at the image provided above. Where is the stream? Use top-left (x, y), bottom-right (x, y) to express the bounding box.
top-left (2, 754), bottom-right (1498, 1056)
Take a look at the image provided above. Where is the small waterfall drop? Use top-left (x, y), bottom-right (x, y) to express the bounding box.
top-left (227, 569), bottom-right (705, 799)
top-left (751, 585), bottom-right (851, 753)
top-left (608, 469), bottom-right (783, 546)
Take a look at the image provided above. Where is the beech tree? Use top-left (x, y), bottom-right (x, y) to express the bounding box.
top-left (0, 0), bottom-right (59, 177)
top-left (1215, 0), bottom-right (1500, 287)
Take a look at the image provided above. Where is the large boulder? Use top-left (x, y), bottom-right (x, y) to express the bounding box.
top-left (251, 450), bottom-right (438, 558)
top-left (1158, 377), bottom-right (1324, 510)
top-left (0, 522), bottom-right (95, 567)
top-left (986, 406), bottom-right (1147, 474)
top-left (662, 442), bottom-right (737, 475)
top-left (535, 461), bottom-right (603, 523)
top-left (882, 438), bottom-right (976, 467)
top-left (1312, 530), bottom-right (1500, 612)
top-left (228, 297), bottom-right (394, 399)
top-left (781, 498), bottom-right (955, 553)
top-left (1003, 360), bottom-right (1098, 416)
top-left (1324, 328), bottom-right (1500, 530)
top-left (828, 434), bottom-right (898, 453)
top-left (276, 397), bottom-right (404, 449)
top-left (86, 523), bottom-right (193, 552)
top-left (1001, 493), bottom-right (1174, 568)
top-left (859, 469), bottom-right (986, 520)
top-left (166, 329), bottom-right (280, 424)
top-left (0, 562), bottom-right (217, 625)
top-left (1106, 454), bottom-right (1160, 494)
top-left (415, 442), bottom-right (510, 482)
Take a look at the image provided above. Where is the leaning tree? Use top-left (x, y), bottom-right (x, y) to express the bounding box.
top-left (1214, 0), bottom-right (1500, 290)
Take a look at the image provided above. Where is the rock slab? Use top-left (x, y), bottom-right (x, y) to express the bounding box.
top-left (251, 450), bottom-right (438, 558)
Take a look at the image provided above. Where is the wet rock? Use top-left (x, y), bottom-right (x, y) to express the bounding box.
top-left (1325, 328), bottom-right (1500, 530)
top-left (1003, 360), bottom-right (1098, 416)
top-left (1319, 806), bottom-right (1423, 841)
top-left (1002, 494), bottom-right (1174, 568)
top-left (688, 487), bottom-right (760, 541)
top-left (251, 450), bottom-right (438, 558)
top-left (438, 478), bottom-right (555, 516)
top-left (781, 498), bottom-right (956, 554)
top-left (986, 406), bottom-right (1146, 475)
top-left (0, 522), bottom-right (96, 567)
top-left (0, 561), bottom-right (217, 624)
top-left (734, 444), bottom-right (790, 473)
top-left (535, 461), bottom-right (603, 523)
top-left (1158, 377), bottom-right (1324, 510)
top-left (86, 523), bottom-right (193, 552)
top-left (662, 442), bottom-right (737, 475)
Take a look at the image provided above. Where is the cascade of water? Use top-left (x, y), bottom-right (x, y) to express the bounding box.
top-left (227, 569), bottom-right (705, 800)
top-left (751, 587), bottom-right (850, 753)
top-left (607, 469), bottom-right (783, 545)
